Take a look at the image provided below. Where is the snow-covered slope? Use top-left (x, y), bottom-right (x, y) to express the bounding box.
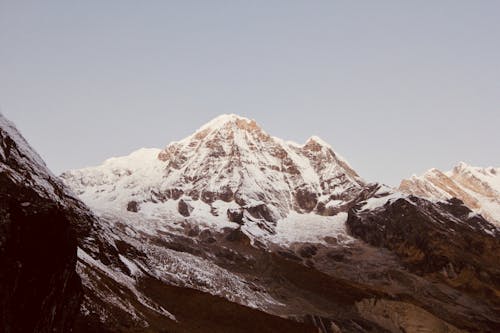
top-left (62, 114), bottom-right (365, 244)
top-left (400, 162), bottom-right (500, 226)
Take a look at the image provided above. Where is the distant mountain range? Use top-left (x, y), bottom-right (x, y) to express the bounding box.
top-left (401, 162), bottom-right (500, 226)
top-left (1, 113), bottom-right (499, 332)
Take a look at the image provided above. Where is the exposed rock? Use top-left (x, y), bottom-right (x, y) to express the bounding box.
top-left (316, 201), bottom-right (335, 216)
top-left (178, 199), bottom-right (194, 217)
top-left (187, 224), bottom-right (201, 237)
top-left (166, 188), bottom-right (184, 200)
top-left (227, 207), bottom-right (244, 224)
top-left (295, 188), bottom-right (318, 212)
top-left (126, 200), bottom-right (139, 212)
top-left (298, 245), bottom-right (318, 258)
top-left (245, 203), bottom-right (277, 223)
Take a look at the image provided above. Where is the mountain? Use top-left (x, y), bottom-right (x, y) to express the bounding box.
top-left (0, 114), bottom-right (91, 332)
top-left (63, 114), bottom-right (366, 245)
top-left (62, 114), bottom-right (500, 332)
top-left (400, 162), bottom-right (500, 226)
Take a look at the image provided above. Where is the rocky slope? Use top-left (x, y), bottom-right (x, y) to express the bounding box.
top-left (400, 163), bottom-right (500, 226)
top-left (62, 114), bottom-right (500, 332)
top-left (0, 114), bottom-right (89, 332)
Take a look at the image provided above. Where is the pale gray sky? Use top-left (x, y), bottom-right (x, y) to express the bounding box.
top-left (1, 1), bottom-right (499, 185)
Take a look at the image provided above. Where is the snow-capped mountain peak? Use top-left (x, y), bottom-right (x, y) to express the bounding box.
top-left (196, 113), bottom-right (261, 132)
top-left (62, 114), bottom-right (366, 242)
top-left (305, 135), bottom-right (331, 148)
top-left (169, 114), bottom-right (267, 149)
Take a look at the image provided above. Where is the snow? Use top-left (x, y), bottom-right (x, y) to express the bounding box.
top-left (360, 193), bottom-right (404, 211)
top-left (307, 135), bottom-right (332, 149)
top-left (211, 199), bottom-right (241, 217)
top-left (358, 186), bottom-right (405, 211)
top-left (62, 148), bottom-right (165, 210)
top-left (275, 136), bottom-right (321, 185)
top-left (197, 113), bottom-right (256, 132)
top-left (133, 198), bottom-right (240, 233)
top-left (78, 247), bottom-right (177, 321)
top-left (271, 212), bottom-right (353, 245)
top-left (79, 212), bottom-right (286, 312)
top-left (87, 194), bottom-right (354, 246)
top-left (326, 200), bottom-right (344, 208)
top-left (119, 255), bottom-right (141, 276)
top-left (140, 243), bottom-right (283, 310)
top-left (450, 163), bottom-right (500, 192)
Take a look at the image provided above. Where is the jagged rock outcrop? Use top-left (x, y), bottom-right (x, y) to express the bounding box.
top-left (0, 114), bottom-right (89, 332)
top-left (178, 199), bottom-right (193, 217)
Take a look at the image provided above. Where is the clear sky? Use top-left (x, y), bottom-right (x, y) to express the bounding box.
top-left (1, 1), bottom-right (499, 185)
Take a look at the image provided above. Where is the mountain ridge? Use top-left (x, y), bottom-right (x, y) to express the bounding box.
top-left (400, 162), bottom-right (500, 226)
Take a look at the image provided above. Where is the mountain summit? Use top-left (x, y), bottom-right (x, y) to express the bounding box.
top-left (63, 114), bottom-right (366, 240)
top-left (156, 114), bottom-right (363, 211)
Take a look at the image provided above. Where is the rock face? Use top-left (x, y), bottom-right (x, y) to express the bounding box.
top-left (400, 163), bottom-right (500, 226)
top-left (127, 200), bottom-right (139, 212)
top-left (0, 114), bottom-right (89, 332)
top-left (61, 114), bottom-right (500, 332)
top-left (178, 199), bottom-right (193, 217)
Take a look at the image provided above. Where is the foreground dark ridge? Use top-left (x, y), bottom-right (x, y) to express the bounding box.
top-left (0, 114), bottom-right (85, 332)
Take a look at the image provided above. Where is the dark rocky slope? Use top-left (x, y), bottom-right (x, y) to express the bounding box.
top-left (74, 197), bottom-right (500, 332)
top-left (73, 214), bottom-right (319, 333)
top-left (0, 114), bottom-right (90, 332)
top-left (347, 195), bottom-right (500, 332)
